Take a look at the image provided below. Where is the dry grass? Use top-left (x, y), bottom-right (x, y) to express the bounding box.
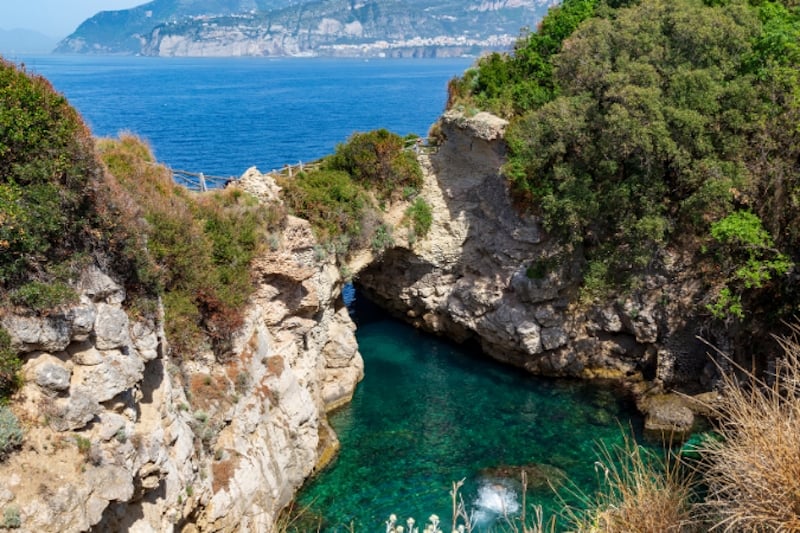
top-left (563, 433), bottom-right (697, 533)
top-left (698, 327), bottom-right (800, 532)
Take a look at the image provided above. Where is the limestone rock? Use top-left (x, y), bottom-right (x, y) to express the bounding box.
top-left (642, 393), bottom-right (695, 439)
top-left (72, 349), bottom-right (144, 403)
top-left (93, 303), bottom-right (131, 351)
top-left (130, 320), bottom-right (159, 361)
top-left (238, 166), bottom-right (283, 203)
top-left (26, 353), bottom-right (71, 392)
top-left (48, 389), bottom-right (101, 431)
top-left (80, 266), bottom-right (126, 304)
top-left (2, 313), bottom-right (72, 353)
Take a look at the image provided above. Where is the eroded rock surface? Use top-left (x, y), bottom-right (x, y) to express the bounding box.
top-left (357, 110), bottom-right (716, 402)
top-left (0, 203), bottom-right (362, 532)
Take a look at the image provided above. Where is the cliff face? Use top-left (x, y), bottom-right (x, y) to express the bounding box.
top-left (55, 0), bottom-right (552, 57)
top-left (356, 111), bottom-right (718, 426)
top-left (0, 193), bottom-right (362, 531)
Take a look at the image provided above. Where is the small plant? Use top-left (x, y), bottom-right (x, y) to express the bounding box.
top-left (186, 485), bottom-right (194, 498)
top-left (114, 428), bottom-right (127, 443)
top-left (706, 287), bottom-right (744, 321)
top-left (193, 410), bottom-right (208, 424)
top-left (405, 198), bottom-right (433, 239)
top-left (0, 328), bottom-right (21, 400)
top-left (2, 505), bottom-right (21, 529)
top-left (0, 406), bottom-right (23, 460)
top-left (234, 371), bottom-right (251, 395)
top-left (74, 434), bottom-right (91, 455)
top-left (371, 224), bottom-right (395, 253)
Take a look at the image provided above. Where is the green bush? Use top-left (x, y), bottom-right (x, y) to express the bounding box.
top-left (405, 198), bottom-right (433, 238)
top-left (450, 0), bottom-right (600, 117)
top-left (0, 405), bottom-right (23, 460)
top-left (371, 223), bottom-right (395, 253)
top-left (327, 129), bottom-right (423, 200)
top-left (1, 505), bottom-right (20, 529)
top-left (9, 281), bottom-right (78, 311)
top-left (0, 58), bottom-right (102, 288)
top-left (0, 328), bottom-right (20, 401)
top-left (98, 135), bottom-right (283, 360)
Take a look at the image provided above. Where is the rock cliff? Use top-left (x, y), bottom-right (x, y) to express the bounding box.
top-left (0, 190), bottom-right (362, 531)
top-left (356, 110), bottom-right (719, 432)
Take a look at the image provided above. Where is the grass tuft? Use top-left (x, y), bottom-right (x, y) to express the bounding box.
top-left (563, 433), bottom-right (697, 533)
top-left (698, 326), bottom-right (800, 532)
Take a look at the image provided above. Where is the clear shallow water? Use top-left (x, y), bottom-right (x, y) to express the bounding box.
top-left (9, 55), bottom-right (473, 176)
top-left (296, 295), bottom-right (646, 531)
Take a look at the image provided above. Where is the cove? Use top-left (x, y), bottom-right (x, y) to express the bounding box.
top-left (295, 289), bottom-right (648, 531)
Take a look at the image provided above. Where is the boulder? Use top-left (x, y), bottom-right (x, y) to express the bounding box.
top-left (94, 304), bottom-right (130, 351)
top-left (27, 354), bottom-right (71, 393)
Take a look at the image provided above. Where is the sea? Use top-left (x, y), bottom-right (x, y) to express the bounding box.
top-left (7, 54), bottom-right (648, 531)
top-left (12, 55), bottom-right (474, 177)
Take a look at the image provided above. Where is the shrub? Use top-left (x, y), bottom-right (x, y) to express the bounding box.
top-left (98, 135), bottom-right (283, 359)
top-left (0, 328), bottom-right (20, 400)
top-left (371, 223), bottom-right (395, 253)
top-left (9, 281), bottom-right (78, 311)
top-left (279, 168), bottom-right (365, 244)
top-left (405, 197), bottom-right (433, 238)
top-left (699, 326), bottom-right (800, 531)
top-left (0, 59), bottom-right (102, 287)
top-left (327, 129), bottom-right (423, 200)
top-left (0, 405), bottom-right (23, 460)
top-left (1, 505), bottom-right (20, 529)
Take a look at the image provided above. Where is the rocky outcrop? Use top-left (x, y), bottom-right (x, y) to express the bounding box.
top-left (0, 189), bottom-right (362, 531)
top-left (357, 110), bottom-right (717, 402)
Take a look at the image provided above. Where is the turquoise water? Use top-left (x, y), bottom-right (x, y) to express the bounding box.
top-left (296, 294), bottom-right (646, 531)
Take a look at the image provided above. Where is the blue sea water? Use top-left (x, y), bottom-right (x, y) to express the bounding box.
top-left (7, 55), bottom-right (649, 531)
top-left (12, 55), bottom-right (473, 176)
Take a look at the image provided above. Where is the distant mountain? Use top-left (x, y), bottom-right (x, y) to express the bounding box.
top-left (55, 0), bottom-right (556, 57)
top-left (0, 28), bottom-right (58, 55)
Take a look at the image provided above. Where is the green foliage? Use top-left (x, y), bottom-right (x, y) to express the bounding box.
top-left (450, 0), bottom-right (600, 116)
top-left (707, 211), bottom-right (791, 320)
top-left (327, 129), bottom-right (423, 200)
top-left (405, 197), bottom-right (433, 238)
top-left (98, 135), bottom-right (283, 359)
top-left (485, 0), bottom-right (800, 310)
top-left (279, 168), bottom-right (366, 247)
top-left (0, 58), bottom-right (105, 290)
top-left (707, 287), bottom-right (745, 320)
top-left (0, 405), bottom-right (23, 460)
top-left (0, 328), bottom-right (20, 401)
top-left (9, 281), bottom-right (78, 311)
top-left (371, 223), bottom-right (395, 253)
top-left (1, 505), bottom-right (20, 529)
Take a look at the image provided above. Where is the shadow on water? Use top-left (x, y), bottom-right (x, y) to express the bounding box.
top-left (297, 285), bottom-right (650, 532)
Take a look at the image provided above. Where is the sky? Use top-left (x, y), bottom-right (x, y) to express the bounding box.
top-left (1, 0), bottom-right (146, 38)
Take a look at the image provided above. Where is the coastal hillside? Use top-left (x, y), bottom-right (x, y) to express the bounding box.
top-left (55, 0), bottom-right (555, 57)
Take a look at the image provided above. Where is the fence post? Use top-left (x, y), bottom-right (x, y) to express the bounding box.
top-left (199, 172), bottom-right (207, 192)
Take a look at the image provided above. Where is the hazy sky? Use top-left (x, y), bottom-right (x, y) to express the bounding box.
top-left (1, 0), bottom-right (146, 38)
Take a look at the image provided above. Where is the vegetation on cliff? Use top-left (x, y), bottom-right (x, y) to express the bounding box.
top-left (279, 129), bottom-right (425, 258)
top-left (452, 0), bottom-right (799, 326)
top-left (97, 134), bottom-right (285, 358)
top-left (0, 57), bottom-right (286, 380)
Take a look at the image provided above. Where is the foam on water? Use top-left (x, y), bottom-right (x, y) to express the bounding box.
top-left (471, 480), bottom-right (521, 527)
